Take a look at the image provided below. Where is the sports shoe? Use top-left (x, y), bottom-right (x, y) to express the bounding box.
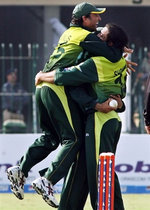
top-left (7, 166), bottom-right (25, 200)
top-left (32, 177), bottom-right (59, 208)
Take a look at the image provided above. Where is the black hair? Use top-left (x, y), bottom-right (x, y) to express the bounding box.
top-left (70, 13), bottom-right (91, 27)
top-left (106, 23), bottom-right (128, 51)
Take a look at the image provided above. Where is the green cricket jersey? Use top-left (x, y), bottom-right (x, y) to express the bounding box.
top-left (54, 56), bottom-right (127, 103)
top-left (43, 26), bottom-right (122, 72)
top-left (43, 27), bottom-right (90, 72)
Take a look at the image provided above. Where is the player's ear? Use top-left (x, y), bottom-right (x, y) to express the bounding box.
top-left (82, 15), bottom-right (88, 22)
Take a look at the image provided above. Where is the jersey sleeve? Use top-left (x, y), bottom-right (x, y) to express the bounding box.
top-left (54, 58), bottom-right (98, 86)
top-left (80, 33), bottom-right (122, 63)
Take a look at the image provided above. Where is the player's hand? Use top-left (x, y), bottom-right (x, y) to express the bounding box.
top-left (123, 47), bottom-right (138, 74)
top-left (124, 47), bottom-right (133, 54)
top-left (95, 98), bottom-right (117, 113)
top-left (125, 59), bottom-right (137, 75)
top-left (123, 53), bottom-right (138, 75)
top-left (109, 95), bottom-right (123, 109)
top-left (145, 125), bottom-right (150, 134)
top-left (35, 71), bottom-right (43, 86)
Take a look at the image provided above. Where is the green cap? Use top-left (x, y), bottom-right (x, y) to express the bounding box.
top-left (72, 2), bottom-right (106, 18)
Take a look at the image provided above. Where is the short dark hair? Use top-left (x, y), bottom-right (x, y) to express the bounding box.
top-left (106, 23), bottom-right (128, 51)
top-left (70, 13), bottom-right (91, 27)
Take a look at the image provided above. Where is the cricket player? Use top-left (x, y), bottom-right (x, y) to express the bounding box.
top-left (35, 23), bottom-right (128, 210)
top-left (144, 75), bottom-right (150, 134)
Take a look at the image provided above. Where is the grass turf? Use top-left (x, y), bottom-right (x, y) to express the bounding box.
top-left (0, 193), bottom-right (150, 210)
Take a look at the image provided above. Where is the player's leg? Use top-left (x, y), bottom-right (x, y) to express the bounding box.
top-left (20, 88), bottom-right (59, 177)
top-left (99, 119), bottom-right (124, 210)
top-left (7, 88), bottom-right (59, 200)
top-left (32, 86), bottom-right (84, 206)
top-left (40, 86), bottom-right (84, 183)
top-left (85, 113), bottom-right (98, 210)
top-left (85, 112), bottom-right (124, 210)
top-left (100, 118), bottom-right (124, 210)
top-left (58, 143), bottom-right (89, 210)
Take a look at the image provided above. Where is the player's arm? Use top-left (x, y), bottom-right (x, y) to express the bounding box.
top-left (80, 33), bottom-right (122, 62)
top-left (35, 58), bottom-right (98, 86)
top-left (35, 70), bottom-right (55, 85)
top-left (55, 59), bottom-right (98, 86)
top-left (35, 67), bottom-right (95, 86)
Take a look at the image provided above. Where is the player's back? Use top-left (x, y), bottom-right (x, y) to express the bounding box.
top-left (43, 27), bottom-right (90, 72)
top-left (91, 56), bottom-right (127, 102)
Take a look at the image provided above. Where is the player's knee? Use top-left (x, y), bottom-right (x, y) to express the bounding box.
top-left (31, 135), bottom-right (59, 150)
top-left (44, 134), bottom-right (59, 150)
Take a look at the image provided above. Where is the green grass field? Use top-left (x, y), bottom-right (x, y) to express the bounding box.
top-left (0, 193), bottom-right (150, 210)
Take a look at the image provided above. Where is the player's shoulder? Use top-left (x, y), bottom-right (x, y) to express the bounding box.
top-left (69, 26), bottom-right (90, 34)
